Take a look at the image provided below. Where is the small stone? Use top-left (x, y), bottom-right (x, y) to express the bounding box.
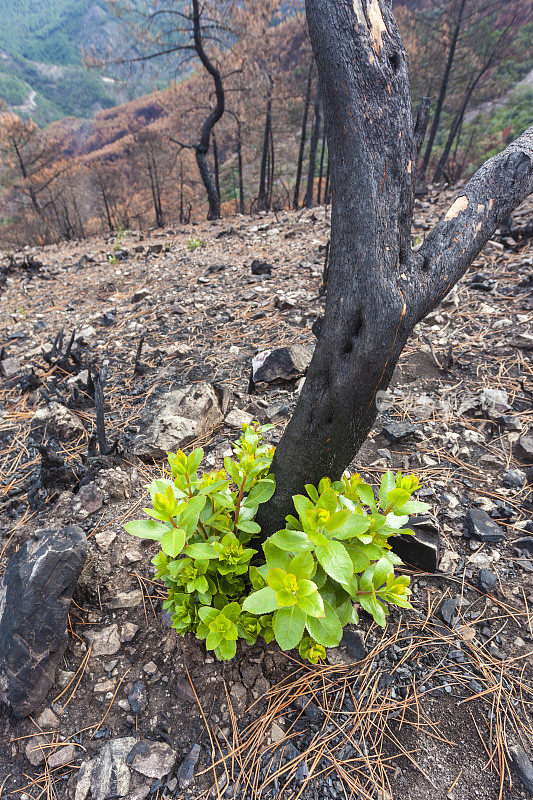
top-left (36, 708), bottom-right (60, 729)
top-left (94, 531), bottom-right (117, 551)
top-left (108, 590), bottom-right (143, 609)
top-left (143, 661), bottom-right (158, 675)
top-left (94, 679), bottom-right (116, 693)
top-left (466, 509), bottom-right (505, 543)
top-left (0, 357), bottom-right (20, 378)
top-left (503, 469), bottom-right (526, 488)
top-left (121, 622), bottom-right (139, 642)
top-left (177, 743), bottom-right (201, 788)
top-left (392, 516), bottom-right (440, 572)
top-left (128, 682), bottom-right (148, 714)
top-left (48, 743), bottom-right (75, 768)
top-left (132, 288), bottom-right (151, 302)
top-left (251, 346), bottom-right (312, 389)
top-left (381, 422), bottom-right (417, 443)
top-left (84, 624), bottom-right (121, 657)
top-left (225, 408), bottom-right (254, 429)
top-left (131, 740), bottom-right (177, 779)
top-left (509, 745), bottom-right (533, 794)
top-left (71, 483), bottom-right (104, 516)
top-left (26, 735), bottom-right (48, 766)
top-left (75, 737), bottom-right (136, 800)
top-left (77, 325), bottom-right (97, 344)
top-left (479, 568), bottom-right (498, 593)
top-left (516, 433), bottom-right (533, 463)
top-left (439, 549), bottom-right (460, 575)
top-left (251, 259), bottom-right (273, 275)
top-left (439, 598), bottom-right (458, 627)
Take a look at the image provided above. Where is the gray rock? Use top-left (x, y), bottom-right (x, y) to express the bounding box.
top-left (0, 526), bottom-right (88, 718)
top-left (503, 469), bottom-right (526, 488)
top-left (131, 288), bottom-right (151, 302)
top-left (251, 259), bottom-right (273, 275)
top-left (75, 737), bottom-right (136, 800)
top-left (130, 739), bottom-right (177, 779)
top-left (479, 568), bottom-right (498, 592)
top-left (251, 346), bottom-right (312, 389)
top-left (381, 422), bottom-right (418, 443)
top-left (0, 357), bottom-right (20, 378)
top-left (84, 623), bottom-right (121, 657)
top-left (439, 598), bottom-right (458, 627)
top-left (71, 483), bottom-right (104, 517)
top-left (225, 408), bottom-right (254, 429)
top-left (133, 383), bottom-right (224, 459)
top-left (32, 402), bottom-right (86, 441)
top-left (466, 509), bottom-right (505, 543)
top-left (516, 433), bottom-right (533, 464)
top-left (509, 744), bottom-right (533, 794)
top-left (128, 681), bottom-right (148, 714)
top-left (177, 743), bottom-right (201, 788)
top-left (391, 516), bottom-right (440, 572)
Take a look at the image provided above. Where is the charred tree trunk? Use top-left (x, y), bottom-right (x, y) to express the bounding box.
top-left (257, 0), bottom-right (533, 542)
top-left (191, 0), bottom-right (224, 220)
top-left (317, 121), bottom-right (327, 205)
top-left (213, 133), bottom-right (221, 203)
top-left (236, 118), bottom-right (245, 214)
top-left (304, 89), bottom-right (322, 208)
top-left (258, 78), bottom-right (273, 211)
top-left (418, 0), bottom-right (467, 182)
top-left (293, 59), bottom-right (314, 209)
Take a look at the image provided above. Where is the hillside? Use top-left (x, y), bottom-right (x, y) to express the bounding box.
top-left (0, 0), bottom-right (164, 123)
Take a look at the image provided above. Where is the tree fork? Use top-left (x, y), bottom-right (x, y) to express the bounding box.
top-left (257, 0), bottom-right (533, 543)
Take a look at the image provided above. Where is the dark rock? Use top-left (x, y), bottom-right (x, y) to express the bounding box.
top-left (514, 536), bottom-right (533, 553)
top-left (439, 598), bottom-right (458, 627)
top-left (148, 243), bottom-right (163, 254)
top-left (516, 433), bottom-right (533, 464)
top-left (102, 311), bottom-right (116, 327)
top-left (131, 288), bottom-right (151, 303)
top-left (381, 422), bottom-right (418, 443)
top-left (311, 316), bottom-right (323, 338)
top-left (76, 737), bottom-right (136, 800)
top-left (469, 273), bottom-right (495, 291)
top-left (509, 744), bottom-right (533, 794)
top-left (466, 509), bottom-right (505, 543)
top-left (479, 568), bottom-right (498, 593)
top-left (340, 629), bottom-right (367, 661)
top-left (177, 743), bottom-right (201, 788)
top-left (128, 681), bottom-right (148, 714)
top-left (251, 346), bottom-right (312, 389)
top-left (0, 526), bottom-right (88, 717)
top-left (515, 557), bottom-right (533, 573)
top-left (251, 259), bottom-right (273, 276)
top-left (391, 516), bottom-right (440, 572)
top-left (503, 469), bottom-right (526, 488)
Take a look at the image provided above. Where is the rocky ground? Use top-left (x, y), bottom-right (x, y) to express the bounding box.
top-left (0, 190), bottom-right (532, 800)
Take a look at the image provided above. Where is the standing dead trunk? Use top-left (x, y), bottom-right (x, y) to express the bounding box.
top-left (317, 122), bottom-right (327, 205)
top-left (418, 0), bottom-right (467, 182)
top-left (257, 0), bottom-right (533, 543)
top-left (213, 133), bottom-right (221, 203)
top-left (293, 58), bottom-right (314, 209)
top-left (191, 0), bottom-right (224, 220)
top-left (258, 78), bottom-right (273, 211)
top-left (304, 89), bottom-right (322, 208)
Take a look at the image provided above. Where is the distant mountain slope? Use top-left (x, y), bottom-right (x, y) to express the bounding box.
top-left (0, 0), bottom-right (159, 123)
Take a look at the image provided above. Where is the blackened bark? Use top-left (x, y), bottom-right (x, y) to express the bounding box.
top-left (258, 79), bottom-right (273, 211)
top-left (293, 59), bottom-right (314, 209)
top-left (304, 89), bottom-right (322, 207)
top-left (418, 0), bottom-right (467, 182)
top-left (191, 0), bottom-right (224, 220)
top-left (317, 121), bottom-right (327, 205)
top-left (256, 0), bottom-right (533, 542)
top-left (213, 134), bottom-right (221, 202)
top-left (236, 119), bottom-right (245, 214)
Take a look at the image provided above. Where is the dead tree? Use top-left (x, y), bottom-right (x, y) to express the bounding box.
top-left (304, 88), bottom-right (322, 208)
top-left (257, 0), bottom-right (533, 542)
top-left (293, 58), bottom-right (314, 209)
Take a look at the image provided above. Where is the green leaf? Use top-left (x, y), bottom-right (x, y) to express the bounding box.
top-left (379, 471), bottom-right (396, 508)
top-left (289, 551), bottom-right (315, 580)
top-left (187, 448), bottom-right (204, 475)
top-left (269, 529), bottom-right (311, 552)
top-left (245, 479), bottom-right (275, 507)
top-left (400, 500), bottom-right (431, 515)
top-left (199, 606), bottom-right (219, 624)
top-left (333, 513), bottom-right (371, 540)
top-left (267, 568), bottom-right (286, 592)
top-left (263, 540), bottom-right (291, 570)
top-left (292, 494), bottom-right (313, 518)
top-left (315, 540), bottom-right (353, 585)
top-left (305, 484), bottom-right (319, 502)
top-left (305, 601), bottom-right (342, 647)
top-left (236, 519), bottom-right (261, 534)
top-left (179, 495), bottom-right (207, 535)
top-left (161, 528), bottom-right (186, 557)
top-left (297, 591), bottom-right (324, 618)
top-left (224, 457), bottom-right (241, 485)
top-left (185, 542), bottom-right (217, 559)
top-left (273, 606), bottom-right (306, 650)
top-left (346, 546), bottom-right (371, 573)
top-left (372, 556), bottom-right (395, 589)
top-left (317, 488), bottom-right (338, 514)
top-left (124, 519), bottom-right (168, 540)
top-left (242, 587), bottom-right (279, 614)
top-left (385, 487), bottom-right (410, 509)
top-left (324, 509), bottom-right (351, 531)
top-left (357, 483), bottom-right (377, 511)
top-left (216, 638), bottom-right (237, 660)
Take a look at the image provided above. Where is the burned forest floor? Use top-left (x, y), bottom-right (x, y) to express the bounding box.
top-left (0, 190), bottom-right (532, 800)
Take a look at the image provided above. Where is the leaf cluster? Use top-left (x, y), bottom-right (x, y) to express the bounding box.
top-left (125, 425), bottom-right (429, 662)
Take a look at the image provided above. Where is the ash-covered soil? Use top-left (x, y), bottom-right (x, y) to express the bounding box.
top-left (0, 191), bottom-right (532, 800)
